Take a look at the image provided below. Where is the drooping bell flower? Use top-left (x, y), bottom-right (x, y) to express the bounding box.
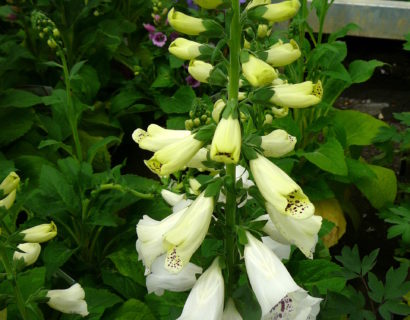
top-left (264, 39), bottom-right (301, 67)
top-left (250, 154), bottom-right (314, 219)
top-left (266, 202), bottom-right (322, 259)
top-left (163, 192), bottom-right (214, 273)
top-left (144, 134), bottom-right (204, 176)
top-left (169, 38), bottom-right (202, 60)
top-left (177, 258), bottom-right (224, 320)
top-left (146, 254), bottom-right (202, 296)
top-left (20, 222), bottom-right (57, 243)
top-left (168, 8), bottom-right (223, 36)
top-left (242, 54), bottom-right (278, 87)
top-left (247, 0), bottom-right (301, 23)
top-left (244, 232), bottom-right (322, 319)
top-left (13, 243), bottom-right (41, 266)
top-left (132, 124), bottom-right (190, 152)
top-left (210, 115), bottom-right (241, 164)
top-left (270, 81), bottom-right (323, 109)
top-left (261, 129), bottom-right (297, 158)
top-left (46, 284), bottom-right (89, 317)
top-left (188, 60), bottom-right (214, 83)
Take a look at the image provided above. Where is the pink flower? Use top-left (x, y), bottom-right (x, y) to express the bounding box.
top-left (143, 23), bottom-right (156, 34)
top-left (154, 14), bottom-right (161, 23)
top-left (152, 32), bottom-right (167, 47)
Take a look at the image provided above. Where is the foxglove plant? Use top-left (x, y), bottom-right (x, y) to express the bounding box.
top-left (134, 0), bottom-right (323, 318)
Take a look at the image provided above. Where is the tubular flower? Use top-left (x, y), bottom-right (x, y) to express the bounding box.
top-left (178, 258), bottom-right (224, 320)
top-left (161, 189), bottom-right (193, 213)
top-left (136, 208), bottom-right (186, 273)
top-left (250, 154), bottom-right (314, 219)
top-left (163, 192), bottom-right (214, 273)
top-left (248, 0), bottom-right (301, 23)
top-left (264, 39), bottom-right (301, 67)
top-left (46, 284), bottom-right (89, 317)
top-left (242, 54), bottom-right (278, 87)
top-left (168, 8), bottom-right (206, 35)
top-left (270, 81), bottom-right (323, 109)
top-left (193, 0), bottom-right (224, 9)
top-left (266, 202), bottom-right (322, 259)
top-left (13, 243), bottom-right (41, 266)
top-left (210, 115), bottom-right (241, 164)
top-left (145, 134), bottom-right (204, 177)
top-left (0, 171), bottom-right (20, 209)
top-left (212, 99), bottom-right (226, 123)
top-left (261, 129), bottom-right (297, 158)
top-left (257, 24), bottom-right (270, 38)
top-left (21, 222), bottom-right (57, 243)
top-left (223, 298), bottom-right (243, 320)
top-left (146, 254), bottom-right (202, 296)
top-left (169, 38), bottom-right (202, 60)
top-left (244, 232), bottom-right (322, 319)
top-left (186, 148), bottom-right (212, 171)
top-left (132, 124), bottom-right (190, 152)
top-left (188, 60), bottom-right (213, 83)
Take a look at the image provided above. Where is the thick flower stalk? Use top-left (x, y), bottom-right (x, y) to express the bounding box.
top-left (20, 222), bottom-right (57, 243)
top-left (132, 124), bottom-right (190, 152)
top-left (270, 81), bottom-right (323, 109)
top-left (250, 154), bottom-right (314, 219)
top-left (177, 258), bottom-right (224, 320)
top-left (13, 243), bottom-right (41, 266)
top-left (144, 134), bottom-right (204, 176)
top-left (46, 284), bottom-right (89, 317)
top-left (244, 232), bottom-right (322, 319)
top-left (210, 115), bottom-right (242, 164)
top-left (163, 192), bottom-right (214, 273)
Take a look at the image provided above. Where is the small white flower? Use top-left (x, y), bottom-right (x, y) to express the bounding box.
top-left (46, 283), bottom-right (89, 317)
top-left (13, 243), bottom-right (41, 266)
top-left (266, 202), bottom-right (322, 259)
top-left (244, 232), bottom-right (322, 319)
top-left (250, 154), bottom-right (314, 219)
top-left (146, 255), bottom-right (202, 296)
top-left (223, 298), bottom-right (243, 320)
top-left (178, 258), bottom-right (224, 320)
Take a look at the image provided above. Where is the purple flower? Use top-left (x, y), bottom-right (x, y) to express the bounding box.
top-left (240, 0), bottom-right (246, 3)
top-left (153, 14), bottom-right (161, 23)
top-left (186, 0), bottom-right (198, 9)
top-left (169, 32), bottom-right (179, 42)
top-left (152, 32), bottom-right (167, 47)
top-left (186, 75), bottom-right (200, 88)
top-left (143, 23), bottom-right (156, 34)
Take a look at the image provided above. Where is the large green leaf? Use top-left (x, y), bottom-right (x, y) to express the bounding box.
top-left (108, 247), bottom-right (145, 286)
top-left (355, 164), bottom-right (397, 209)
top-left (332, 109), bottom-right (388, 146)
top-left (42, 242), bottom-right (75, 279)
top-left (348, 59), bottom-right (384, 84)
top-left (0, 108), bottom-right (34, 147)
top-left (104, 299), bottom-right (156, 320)
top-left (0, 89), bottom-right (42, 108)
top-left (82, 288), bottom-right (123, 320)
top-left (302, 137), bottom-right (348, 175)
top-left (157, 86), bottom-right (195, 114)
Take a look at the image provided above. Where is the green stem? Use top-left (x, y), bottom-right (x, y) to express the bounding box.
top-left (91, 183), bottom-right (155, 200)
top-left (224, 0), bottom-right (241, 298)
top-left (0, 247), bottom-right (27, 320)
top-left (60, 52), bottom-right (83, 161)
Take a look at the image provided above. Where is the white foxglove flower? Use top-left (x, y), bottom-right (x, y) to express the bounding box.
top-left (261, 129), bottom-right (297, 158)
top-left (46, 283), bottom-right (89, 317)
top-left (264, 39), bottom-right (301, 67)
top-left (161, 189), bottom-right (193, 213)
top-left (210, 115), bottom-right (241, 164)
top-left (21, 222), bottom-right (57, 243)
top-left (136, 209), bottom-right (186, 273)
top-left (223, 298), bottom-right (243, 320)
top-left (266, 202), bottom-right (322, 259)
top-left (186, 148), bottom-right (212, 172)
top-left (146, 255), bottom-right (202, 296)
top-left (250, 154), bottom-right (314, 219)
top-left (261, 236), bottom-right (291, 261)
top-left (145, 134), bottom-right (203, 176)
top-left (244, 232), bottom-right (322, 319)
top-left (164, 192), bottom-right (214, 273)
top-left (13, 243), bottom-right (41, 266)
top-left (132, 124), bottom-right (190, 152)
top-left (242, 55), bottom-right (278, 87)
top-left (178, 258), bottom-right (224, 320)
top-left (270, 81), bottom-right (323, 109)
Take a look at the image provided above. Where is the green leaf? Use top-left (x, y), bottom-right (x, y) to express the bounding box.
top-left (101, 270), bottom-right (146, 300)
top-left (17, 267), bottom-right (46, 300)
top-left (166, 116), bottom-right (186, 129)
top-left (69, 60), bottom-right (87, 79)
top-left (42, 242), bottom-right (75, 279)
top-left (319, 219), bottom-right (336, 237)
top-left (355, 164), bottom-right (397, 209)
top-left (108, 247), bottom-right (145, 286)
top-left (104, 299), bottom-right (156, 320)
top-left (361, 248), bottom-right (379, 275)
top-left (151, 66), bottom-right (173, 88)
top-left (346, 158), bottom-right (377, 182)
top-left (0, 108), bottom-right (34, 147)
top-left (384, 264), bottom-right (410, 300)
top-left (84, 287), bottom-right (122, 320)
top-left (289, 259), bottom-right (346, 294)
top-left (368, 272), bottom-right (384, 303)
top-left (201, 238), bottom-right (223, 258)
top-left (302, 137), bottom-right (347, 175)
top-left (0, 89), bottom-right (42, 108)
top-left (157, 86), bottom-right (195, 114)
top-left (145, 291), bottom-right (187, 320)
top-left (204, 178), bottom-right (223, 197)
top-left (332, 109), bottom-right (388, 146)
top-left (328, 23), bottom-right (360, 42)
top-left (110, 89), bottom-right (144, 114)
top-left (86, 136), bottom-right (120, 164)
top-left (348, 59), bottom-right (384, 84)
top-left (335, 245), bottom-right (361, 277)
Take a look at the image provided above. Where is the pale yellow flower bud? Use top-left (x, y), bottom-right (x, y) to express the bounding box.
top-left (13, 243), bottom-right (41, 266)
top-left (261, 129), bottom-right (297, 158)
top-left (0, 172), bottom-right (19, 196)
top-left (242, 55), bottom-right (278, 87)
top-left (188, 60), bottom-right (213, 83)
top-left (193, 0), bottom-right (224, 9)
top-left (257, 24), bottom-right (269, 38)
top-left (210, 115), bottom-right (241, 164)
top-left (169, 38), bottom-right (202, 60)
top-left (168, 8), bottom-right (206, 36)
top-left (270, 81), bottom-right (323, 109)
top-left (21, 222), bottom-right (57, 243)
top-left (265, 39), bottom-right (301, 67)
top-left (250, 0), bottom-right (301, 23)
top-left (212, 99), bottom-right (226, 123)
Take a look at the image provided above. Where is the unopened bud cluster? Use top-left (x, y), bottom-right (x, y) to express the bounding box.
top-left (31, 11), bottom-right (62, 50)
